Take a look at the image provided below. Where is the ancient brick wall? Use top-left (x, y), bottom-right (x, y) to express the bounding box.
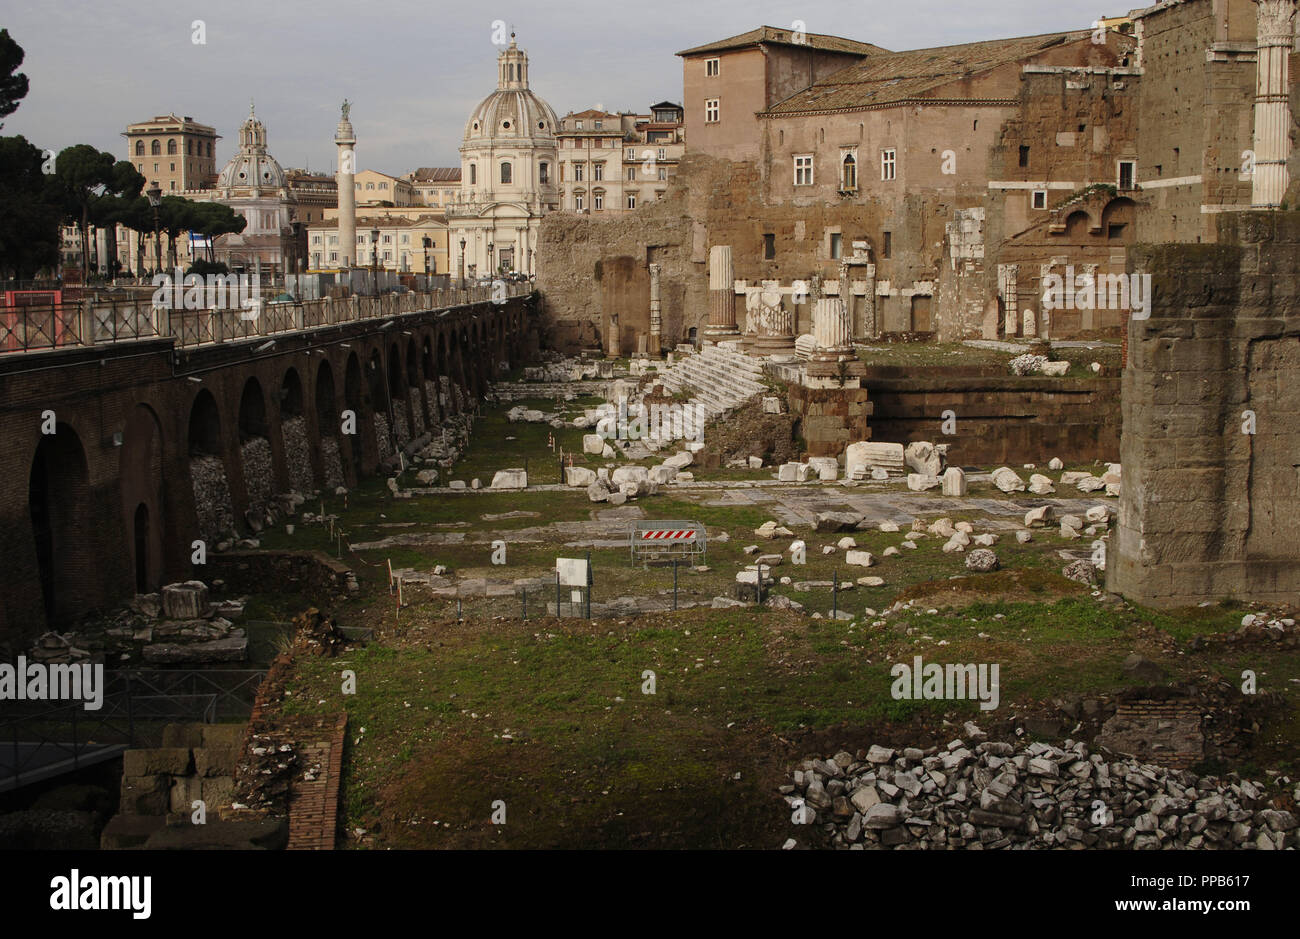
top-left (1110, 211), bottom-right (1300, 607)
top-left (862, 371), bottom-right (1121, 466)
top-left (0, 296), bottom-right (531, 645)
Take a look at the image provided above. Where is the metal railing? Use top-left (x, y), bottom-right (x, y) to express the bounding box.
top-left (0, 668), bottom-right (267, 791)
top-left (0, 283), bottom-right (530, 355)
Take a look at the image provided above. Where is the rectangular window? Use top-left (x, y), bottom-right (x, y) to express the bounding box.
top-left (658, 167), bottom-right (666, 180)
top-left (627, 166), bottom-right (636, 181)
top-left (1019, 145), bottom-right (1030, 168)
top-left (763, 233), bottom-right (775, 260)
top-left (830, 233), bottom-right (842, 259)
top-left (794, 154), bottom-right (814, 186)
top-left (594, 163), bottom-right (604, 181)
top-left (626, 148), bottom-right (636, 160)
top-left (705, 57), bottom-right (720, 77)
top-left (1032, 190), bottom-right (1048, 210)
top-left (705, 99), bottom-right (719, 123)
top-left (883, 231), bottom-right (892, 259)
top-left (1118, 160), bottom-right (1137, 190)
top-left (627, 193), bottom-right (637, 209)
top-left (881, 149), bottom-right (897, 181)
top-left (573, 164), bottom-right (584, 182)
top-left (575, 195), bottom-right (584, 211)
top-left (594, 193), bottom-right (604, 210)
top-left (657, 148), bottom-right (665, 161)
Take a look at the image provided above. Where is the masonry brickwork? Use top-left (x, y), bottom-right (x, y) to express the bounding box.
top-left (1110, 211), bottom-right (1300, 606)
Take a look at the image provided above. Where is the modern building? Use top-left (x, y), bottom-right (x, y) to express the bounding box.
top-left (447, 33), bottom-right (560, 278)
top-left (308, 212), bottom-right (449, 275)
top-left (555, 103), bottom-right (684, 215)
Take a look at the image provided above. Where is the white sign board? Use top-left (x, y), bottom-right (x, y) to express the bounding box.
top-left (556, 558), bottom-right (590, 587)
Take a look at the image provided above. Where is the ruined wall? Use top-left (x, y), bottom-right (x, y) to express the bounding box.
top-left (1110, 211), bottom-right (1300, 607)
top-left (863, 369), bottom-right (1121, 466)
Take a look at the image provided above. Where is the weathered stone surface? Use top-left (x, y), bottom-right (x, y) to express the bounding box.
top-left (162, 581), bottom-right (210, 620)
top-left (816, 511), bottom-right (864, 533)
top-left (582, 434), bottom-right (605, 455)
top-left (991, 467), bottom-right (1026, 493)
top-left (845, 551), bottom-right (875, 567)
top-left (965, 549), bottom-right (999, 573)
top-left (907, 474), bottom-right (940, 491)
top-left (565, 466), bottom-right (597, 487)
top-left (807, 457), bottom-right (838, 481)
top-left (490, 468), bottom-right (528, 490)
top-left (942, 467), bottom-right (967, 496)
top-left (142, 638), bottom-right (248, 665)
top-left (845, 441), bottom-right (905, 476)
top-left (905, 441), bottom-right (945, 477)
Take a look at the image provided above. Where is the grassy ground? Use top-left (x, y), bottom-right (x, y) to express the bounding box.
top-left (242, 387), bottom-right (1299, 849)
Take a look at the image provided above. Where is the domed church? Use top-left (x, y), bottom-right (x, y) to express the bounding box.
top-left (447, 34), bottom-right (559, 279)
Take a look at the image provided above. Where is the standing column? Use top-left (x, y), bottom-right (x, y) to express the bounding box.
top-left (812, 297), bottom-right (852, 356)
top-left (648, 262), bottom-right (663, 356)
top-left (335, 101), bottom-right (356, 269)
top-left (1252, 0), bottom-right (1295, 208)
top-left (704, 245), bottom-right (740, 339)
top-left (861, 263), bottom-right (878, 340)
top-left (1000, 264), bottom-right (1019, 337)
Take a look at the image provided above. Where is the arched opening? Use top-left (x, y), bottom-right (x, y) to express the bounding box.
top-left (1064, 210), bottom-right (1092, 239)
top-left (368, 348), bottom-right (393, 460)
top-left (121, 404), bottom-right (166, 594)
top-left (316, 360), bottom-right (346, 490)
top-left (1101, 197), bottom-right (1136, 241)
top-left (388, 343), bottom-right (409, 446)
top-left (344, 352), bottom-right (366, 478)
top-left (187, 389), bottom-right (235, 543)
top-left (280, 368), bottom-right (314, 493)
top-left (238, 377), bottom-right (273, 517)
top-left (133, 503), bottom-right (150, 593)
top-left (405, 337), bottom-right (426, 436)
top-left (437, 332), bottom-right (456, 415)
top-left (29, 427), bottom-right (91, 626)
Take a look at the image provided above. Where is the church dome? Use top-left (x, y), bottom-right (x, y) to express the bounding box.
top-left (217, 103), bottom-right (287, 190)
top-left (463, 36), bottom-right (559, 142)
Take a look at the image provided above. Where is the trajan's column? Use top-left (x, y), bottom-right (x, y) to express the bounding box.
top-left (1251, 0), bottom-right (1296, 208)
top-left (335, 100), bottom-right (356, 267)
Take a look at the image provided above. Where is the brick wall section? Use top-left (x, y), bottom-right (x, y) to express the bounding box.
top-left (286, 713), bottom-right (348, 851)
top-left (0, 296), bottom-right (533, 646)
top-left (1110, 211), bottom-right (1300, 606)
top-left (208, 549), bottom-right (356, 598)
top-left (1097, 699), bottom-right (1204, 770)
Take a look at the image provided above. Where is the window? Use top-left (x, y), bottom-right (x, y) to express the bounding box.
top-left (883, 231), bottom-right (892, 259)
top-left (135, 141), bottom-right (144, 155)
top-left (539, 162), bottom-right (549, 184)
top-left (1032, 190), bottom-right (1048, 210)
top-left (763, 233), bottom-right (775, 260)
top-left (469, 164), bottom-right (477, 184)
top-left (657, 148), bottom-right (665, 161)
top-left (151, 140), bottom-right (160, 155)
top-left (501, 162), bottom-right (512, 184)
top-left (187, 140), bottom-right (193, 155)
top-left (329, 235), bottom-right (338, 245)
top-left (794, 154), bottom-right (814, 186)
top-left (658, 167), bottom-right (666, 180)
top-left (206, 142), bottom-right (213, 157)
top-left (366, 182), bottom-right (375, 189)
top-left (573, 164), bottom-right (584, 182)
top-left (1118, 160), bottom-right (1136, 191)
top-left (841, 152), bottom-right (857, 191)
top-left (576, 120), bottom-right (583, 129)
top-left (594, 120), bottom-right (603, 129)
top-left (881, 149), bottom-right (897, 181)
top-left (382, 235), bottom-right (392, 244)
top-left (575, 194), bottom-right (585, 211)
top-left (167, 139), bottom-right (177, 154)
top-left (705, 99), bottom-right (719, 123)
top-left (627, 167), bottom-right (636, 181)
top-left (705, 57), bottom-right (720, 76)
top-left (170, 162), bottom-right (175, 172)
top-left (627, 193), bottom-right (637, 209)
top-left (594, 193), bottom-right (604, 210)
top-left (379, 182), bottom-right (389, 190)
top-left (330, 252), bottom-right (338, 262)
top-left (1108, 223), bottom-right (1127, 240)
top-left (593, 163), bottom-right (604, 181)
top-left (626, 148), bottom-right (636, 160)
top-left (830, 232), bottom-right (843, 259)
top-left (312, 235), bottom-right (322, 245)
top-left (1018, 145), bottom-right (1030, 168)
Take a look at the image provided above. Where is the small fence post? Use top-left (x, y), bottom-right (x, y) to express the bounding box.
top-left (672, 559), bottom-right (678, 611)
top-left (555, 569), bottom-right (561, 618)
top-left (832, 571), bottom-right (839, 620)
top-left (522, 588), bottom-right (527, 621)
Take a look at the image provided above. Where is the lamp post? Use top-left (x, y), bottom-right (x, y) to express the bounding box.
top-left (488, 240), bottom-right (495, 276)
top-left (371, 227), bottom-right (380, 296)
top-left (459, 237), bottom-right (466, 290)
top-left (422, 236), bottom-right (431, 289)
top-left (146, 181), bottom-right (162, 276)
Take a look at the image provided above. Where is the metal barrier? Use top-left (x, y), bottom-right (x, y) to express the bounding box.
top-left (630, 520), bottom-right (707, 566)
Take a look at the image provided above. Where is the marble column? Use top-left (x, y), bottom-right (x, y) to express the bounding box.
top-left (704, 245), bottom-right (740, 339)
top-left (335, 102), bottom-right (356, 269)
top-left (1000, 264), bottom-right (1019, 337)
top-left (1252, 0), bottom-right (1295, 208)
top-left (648, 262), bottom-right (662, 355)
top-left (813, 297), bottom-right (852, 356)
top-left (749, 281), bottom-right (796, 355)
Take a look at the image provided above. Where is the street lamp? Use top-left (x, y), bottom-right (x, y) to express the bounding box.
top-left (422, 236), bottom-right (431, 287)
top-left (146, 181), bottom-right (162, 276)
top-left (459, 237), bottom-right (466, 287)
top-left (488, 240), bottom-right (494, 276)
top-left (371, 227), bottom-right (380, 295)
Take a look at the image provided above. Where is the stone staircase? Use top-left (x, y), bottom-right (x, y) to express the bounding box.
top-left (657, 342), bottom-right (768, 423)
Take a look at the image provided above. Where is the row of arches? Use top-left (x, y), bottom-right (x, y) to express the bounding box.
top-left (18, 301), bottom-right (528, 631)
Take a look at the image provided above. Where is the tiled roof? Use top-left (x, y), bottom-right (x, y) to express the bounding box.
top-left (678, 26), bottom-right (887, 58)
top-left (763, 30), bottom-right (1102, 115)
top-left (411, 167), bottom-right (462, 182)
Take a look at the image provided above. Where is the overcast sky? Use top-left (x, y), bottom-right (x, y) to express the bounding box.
top-left (4, 0), bottom-right (1116, 176)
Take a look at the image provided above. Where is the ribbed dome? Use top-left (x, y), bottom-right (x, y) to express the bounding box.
top-left (217, 102), bottom-right (287, 190)
top-left (463, 36), bottom-right (558, 142)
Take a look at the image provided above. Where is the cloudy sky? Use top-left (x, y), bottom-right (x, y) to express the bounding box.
top-left (4, 0), bottom-right (1116, 175)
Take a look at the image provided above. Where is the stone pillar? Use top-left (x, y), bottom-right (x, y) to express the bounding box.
top-left (748, 281), bottom-right (796, 355)
top-left (648, 262), bottom-right (662, 356)
top-left (862, 263), bottom-right (877, 339)
top-left (1000, 264), bottom-right (1019, 337)
top-left (1252, 0), bottom-right (1295, 208)
top-left (1023, 308), bottom-right (1037, 338)
top-left (335, 104), bottom-right (356, 270)
top-left (704, 245), bottom-right (740, 339)
top-left (606, 313), bottom-right (621, 357)
top-left (812, 297), bottom-right (852, 355)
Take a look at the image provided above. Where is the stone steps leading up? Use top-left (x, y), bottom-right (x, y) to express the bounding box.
top-left (655, 343), bottom-right (768, 430)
